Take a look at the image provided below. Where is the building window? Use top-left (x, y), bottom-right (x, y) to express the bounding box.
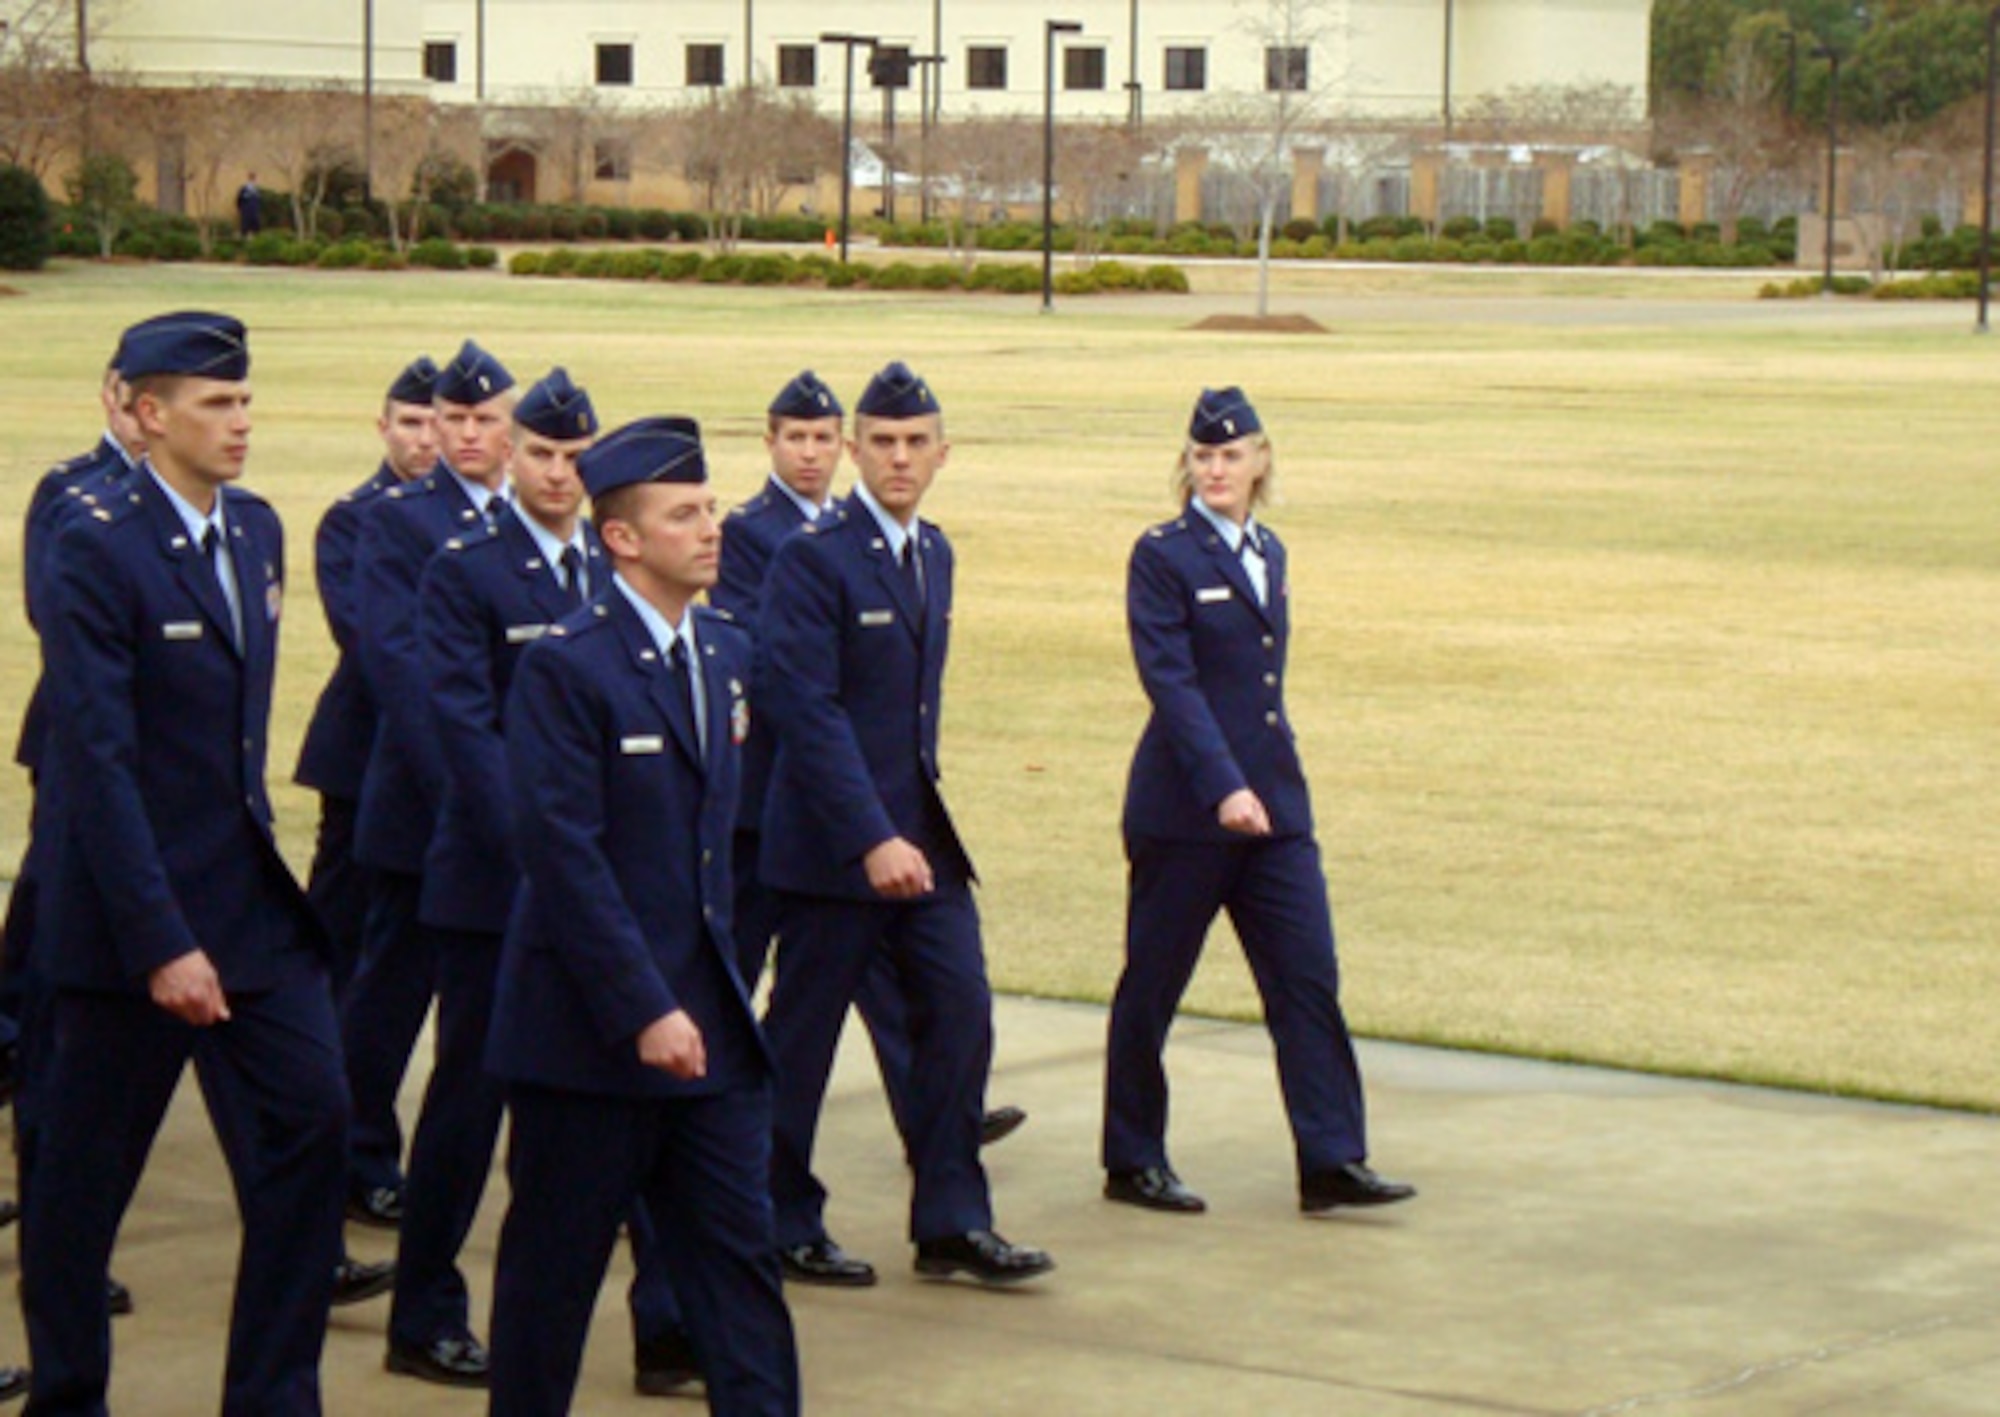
top-left (594, 137), bottom-right (632, 182)
top-left (966, 45), bottom-right (1007, 90)
top-left (1063, 45), bottom-right (1106, 91)
top-left (1266, 45), bottom-right (1308, 92)
top-left (596, 42), bottom-right (634, 86)
top-left (1163, 46), bottom-right (1205, 91)
top-left (686, 43), bottom-right (725, 87)
top-left (423, 40), bottom-right (457, 84)
top-left (869, 45), bottom-right (912, 89)
top-left (778, 43), bottom-right (816, 87)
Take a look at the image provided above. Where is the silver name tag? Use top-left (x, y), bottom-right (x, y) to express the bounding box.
top-left (1195, 586), bottom-right (1232, 604)
top-left (162, 621), bottom-right (204, 640)
top-left (620, 735), bottom-right (665, 755)
top-left (858, 609), bottom-right (896, 627)
top-left (505, 624), bottom-right (549, 643)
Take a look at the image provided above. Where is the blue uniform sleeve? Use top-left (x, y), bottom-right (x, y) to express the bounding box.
top-left (1128, 534), bottom-right (1247, 814)
top-left (757, 533), bottom-right (900, 864)
top-left (313, 496), bottom-right (366, 653)
top-left (506, 643), bottom-right (679, 1044)
top-left (419, 548), bottom-right (512, 867)
top-left (355, 498), bottom-right (449, 806)
top-left (44, 527), bottom-right (202, 978)
top-left (711, 512), bottom-right (771, 631)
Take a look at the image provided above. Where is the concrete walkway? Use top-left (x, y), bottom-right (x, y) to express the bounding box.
top-left (8, 994), bottom-right (1998, 1415)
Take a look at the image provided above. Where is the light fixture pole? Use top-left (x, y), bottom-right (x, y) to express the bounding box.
top-left (362, 0), bottom-right (375, 204)
top-left (1814, 45), bottom-right (1841, 297)
top-left (1043, 20), bottom-right (1083, 313)
top-left (1977, 5), bottom-right (1998, 334)
top-left (821, 32), bottom-right (878, 264)
top-left (1126, 0), bottom-right (1142, 128)
top-left (914, 54), bottom-right (944, 223)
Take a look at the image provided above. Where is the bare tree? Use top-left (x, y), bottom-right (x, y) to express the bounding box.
top-left (676, 83), bottom-right (837, 247)
top-left (1216, 0), bottom-right (1345, 316)
top-left (1053, 119), bottom-right (1167, 259)
top-left (0, 0), bottom-right (93, 177)
top-left (250, 84), bottom-right (362, 239)
top-left (929, 116), bottom-right (1041, 271)
top-left (1654, 31), bottom-right (1800, 243)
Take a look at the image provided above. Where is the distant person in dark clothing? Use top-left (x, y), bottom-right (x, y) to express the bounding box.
top-left (236, 174), bottom-right (262, 236)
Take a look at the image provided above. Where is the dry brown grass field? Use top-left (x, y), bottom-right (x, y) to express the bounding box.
top-left (1, 258), bottom-right (1994, 1109)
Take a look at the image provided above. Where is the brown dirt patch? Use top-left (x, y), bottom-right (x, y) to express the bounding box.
top-left (1187, 313), bottom-right (1329, 334)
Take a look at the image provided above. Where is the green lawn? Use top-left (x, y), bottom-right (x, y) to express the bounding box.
top-left (3, 260), bottom-right (1995, 1109)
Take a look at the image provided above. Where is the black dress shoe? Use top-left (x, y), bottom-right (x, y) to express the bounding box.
top-left (331, 1257), bottom-right (395, 1307)
top-left (1300, 1162), bottom-right (1416, 1214)
top-left (778, 1239), bottom-right (877, 1288)
top-left (980, 1105), bottom-right (1028, 1146)
top-left (635, 1328), bottom-right (703, 1397)
top-left (346, 1185), bottom-right (404, 1229)
top-left (914, 1229), bottom-right (1055, 1286)
top-left (107, 1277), bottom-right (133, 1316)
top-left (385, 1334), bottom-right (490, 1388)
top-left (0, 1365), bottom-right (27, 1403)
top-left (1104, 1166), bottom-right (1207, 1214)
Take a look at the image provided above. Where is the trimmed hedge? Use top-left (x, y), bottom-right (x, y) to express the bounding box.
top-left (505, 248), bottom-right (1187, 297)
top-left (0, 164), bottom-right (54, 270)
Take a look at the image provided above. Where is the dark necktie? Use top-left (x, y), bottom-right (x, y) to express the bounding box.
top-left (560, 545), bottom-right (586, 606)
top-left (670, 638), bottom-right (704, 757)
top-left (202, 526), bottom-right (243, 650)
top-left (898, 538), bottom-right (924, 606)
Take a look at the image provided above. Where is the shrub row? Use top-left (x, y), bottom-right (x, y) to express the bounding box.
top-left (1758, 271), bottom-right (1988, 300)
top-left (508, 247), bottom-right (1187, 295)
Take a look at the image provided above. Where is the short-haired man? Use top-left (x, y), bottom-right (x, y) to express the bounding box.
top-left (485, 417), bottom-right (798, 1416)
top-left (294, 355), bottom-right (439, 996)
top-left (757, 362), bottom-right (1053, 1287)
top-left (384, 367), bottom-right (608, 1388)
top-left (23, 311), bottom-right (349, 1412)
top-left (715, 374), bottom-right (1025, 1247)
top-left (342, 340), bottom-right (515, 1239)
top-left (4, 333), bottom-right (149, 1322)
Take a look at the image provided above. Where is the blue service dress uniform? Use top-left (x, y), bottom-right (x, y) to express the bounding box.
top-left (714, 481), bottom-right (917, 1130)
top-left (757, 505), bottom-right (996, 1248)
top-left (293, 463), bottom-right (399, 995)
top-left (1102, 510), bottom-right (1371, 1182)
top-left (485, 593), bottom-right (797, 1417)
top-left (342, 462), bottom-right (498, 1198)
top-left (24, 470), bottom-right (348, 1416)
top-left (3, 437), bottom-right (138, 1126)
top-left (389, 506), bottom-right (626, 1352)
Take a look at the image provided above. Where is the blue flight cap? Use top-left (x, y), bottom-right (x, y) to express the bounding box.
top-left (435, 338), bottom-right (515, 405)
top-left (579, 417), bottom-right (706, 500)
top-left (769, 369), bottom-right (844, 420)
top-left (1188, 386), bottom-right (1262, 445)
top-left (855, 361), bottom-right (939, 419)
top-left (118, 311), bottom-right (250, 381)
top-left (386, 355), bottom-right (439, 406)
top-left (516, 366), bottom-right (599, 440)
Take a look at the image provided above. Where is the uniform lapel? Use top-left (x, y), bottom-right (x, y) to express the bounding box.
top-left (501, 511), bottom-right (573, 622)
top-left (864, 517), bottom-right (925, 642)
top-left (228, 507), bottom-right (273, 672)
top-left (1196, 518), bottom-right (1274, 629)
top-left (614, 596), bottom-right (702, 771)
top-left (141, 477), bottom-right (241, 657)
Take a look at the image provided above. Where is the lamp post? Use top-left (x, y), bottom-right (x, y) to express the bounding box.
top-left (1814, 45), bottom-right (1841, 297)
top-left (1977, 5), bottom-right (1998, 334)
top-left (913, 54), bottom-right (944, 224)
top-left (821, 32), bottom-right (878, 264)
top-left (1126, 0), bottom-right (1142, 128)
top-left (1441, 0), bottom-right (1454, 140)
top-left (1043, 20), bottom-right (1083, 314)
top-left (362, 0), bottom-right (375, 204)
